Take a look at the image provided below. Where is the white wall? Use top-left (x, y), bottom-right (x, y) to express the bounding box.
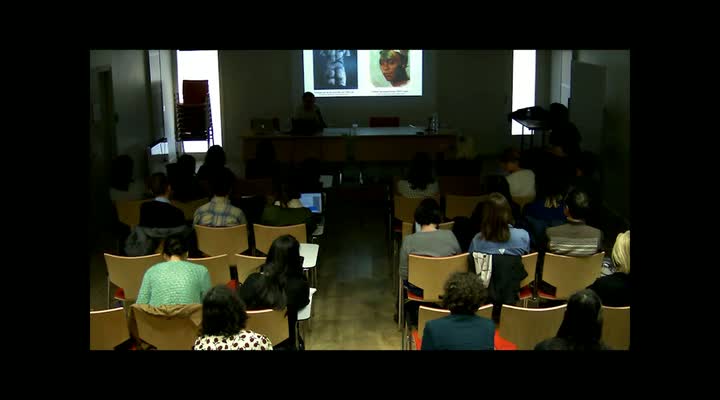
top-left (89, 50), bottom-right (153, 181)
top-left (576, 50), bottom-right (630, 220)
top-left (219, 50), bottom-right (525, 173)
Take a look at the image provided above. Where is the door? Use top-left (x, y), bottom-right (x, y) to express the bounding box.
top-left (569, 61), bottom-right (606, 154)
top-left (89, 66), bottom-right (117, 251)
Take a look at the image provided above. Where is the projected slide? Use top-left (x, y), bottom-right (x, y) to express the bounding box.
top-left (303, 50), bottom-right (423, 97)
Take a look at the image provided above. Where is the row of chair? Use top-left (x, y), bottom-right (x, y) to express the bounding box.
top-left (90, 304), bottom-right (299, 350)
top-left (407, 303), bottom-right (630, 350)
top-left (392, 193), bottom-right (534, 225)
top-left (398, 251), bottom-right (605, 338)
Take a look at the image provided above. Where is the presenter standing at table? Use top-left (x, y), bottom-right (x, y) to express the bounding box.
top-left (293, 92), bottom-right (327, 133)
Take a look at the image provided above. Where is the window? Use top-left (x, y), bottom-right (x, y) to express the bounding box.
top-left (176, 50), bottom-right (222, 153)
top-left (511, 50), bottom-right (537, 135)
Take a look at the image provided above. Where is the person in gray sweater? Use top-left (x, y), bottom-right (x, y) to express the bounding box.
top-left (400, 198), bottom-right (462, 284)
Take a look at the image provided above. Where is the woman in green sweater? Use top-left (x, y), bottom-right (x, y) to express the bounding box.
top-left (136, 236), bottom-right (212, 306)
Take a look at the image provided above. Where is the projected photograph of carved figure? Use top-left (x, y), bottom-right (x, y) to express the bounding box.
top-left (314, 50), bottom-right (358, 90)
top-left (371, 50), bottom-right (410, 87)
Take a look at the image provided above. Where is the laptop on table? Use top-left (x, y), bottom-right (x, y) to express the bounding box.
top-left (299, 192), bottom-right (325, 236)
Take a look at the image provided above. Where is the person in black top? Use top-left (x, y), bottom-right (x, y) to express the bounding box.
top-left (168, 154), bottom-right (204, 202)
top-left (421, 272), bottom-right (495, 350)
top-left (139, 172), bottom-right (186, 228)
top-left (588, 230), bottom-right (630, 307)
top-left (238, 234), bottom-right (310, 350)
top-left (535, 289), bottom-right (610, 350)
top-left (197, 145), bottom-right (236, 195)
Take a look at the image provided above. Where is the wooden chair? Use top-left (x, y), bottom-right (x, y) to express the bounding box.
top-left (245, 309), bottom-right (289, 347)
top-left (172, 198), bottom-right (208, 222)
top-left (194, 224), bottom-right (249, 256)
top-left (104, 253), bottom-right (163, 306)
top-left (131, 304), bottom-right (202, 350)
top-left (369, 116), bottom-right (400, 127)
top-left (601, 306), bottom-right (630, 350)
top-left (407, 304), bottom-right (494, 350)
top-left (518, 252), bottom-right (540, 306)
top-left (230, 254), bottom-right (266, 284)
top-left (445, 194), bottom-right (485, 219)
top-left (498, 304), bottom-right (567, 350)
top-left (400, 221), bottom-right (454, 242)
top-left (540, 252), bottom-right (605, 300)
top-left (512, 195), bottom-right (535, 211)
top-left (188, 254), bottom-right (231, 286)
top-left (114, 199), bottom-right (150, 228)
top-left (399, 253), bottom-right (468, 340)
top-left (253, 223), bottom-right (307, 255)
top-left (90, 307), bottom-right (129, 350)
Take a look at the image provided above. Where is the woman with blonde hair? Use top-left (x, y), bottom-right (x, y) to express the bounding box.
top-left (588, 231), bottom-right (630, 307)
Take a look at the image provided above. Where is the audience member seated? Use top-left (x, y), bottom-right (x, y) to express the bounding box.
top-left (194, 168), bottom-right (247, 227)
top-left (588, 231), bottom-right (630, 307)
top-left (139, 172), bottom-right (186, 228)
top-left (397, 152), bottom-right (439, 198)
top-left (421, 272), bottom-right (495, 350)
top-left (238, 235), bottom-right (310, 349)
top-left (546, 189), bottom-right (603, 256)
top-left (500, 148), bottom-right (535, 200)
top-left (136, 236), bottom-right (212, 306)
top-left (109, 155), bottom-right (148, 202)
top-left (482, 175), bottom-right (522, 224)
top-left (399, 199), bottom-right (462, 288)
top-left (292, 91), bottom-right (327, 133)
top-left (535, 289), bottom-right (609, 350)
top-left (261, 183), bottom-right (316, 239)
top-left (522, 176), bottom-right (568, 250)
top-left (168, 154), bottom-right (204, 203)
top-left (197, 145), bottom-right (236, 195)
top-left (468, 193), bottom-right (530, 256)
top-left (569, 151), bottom-right (602, 224)
top-left (245, 139), bottom-right (280, 180)
top-left (194, 285), bottom-right (273, 351)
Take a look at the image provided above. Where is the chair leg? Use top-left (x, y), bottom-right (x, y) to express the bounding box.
top-left (107, 276), bottom-right (111, 309)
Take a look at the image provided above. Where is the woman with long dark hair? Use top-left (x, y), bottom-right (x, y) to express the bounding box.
top-left (397, 152), bottom-right (439, 198)
top-left (535, 289), bottom-right (609, 350)
top-left (194, 285), bottom-right (273, 350)
top-left (468, 193), bottom-right (530, 256)
top-left (238, 235), bottom-right (310, 349)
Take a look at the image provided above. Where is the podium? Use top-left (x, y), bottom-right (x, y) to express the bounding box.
top-left (510, 107), bottom-right (551, 151)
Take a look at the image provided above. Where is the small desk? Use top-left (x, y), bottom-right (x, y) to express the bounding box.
top-left (300, 243), bottom-right (319, 287)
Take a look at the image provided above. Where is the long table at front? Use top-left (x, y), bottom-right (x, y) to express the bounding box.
top-left (241, 127), bottom-right (457, 162)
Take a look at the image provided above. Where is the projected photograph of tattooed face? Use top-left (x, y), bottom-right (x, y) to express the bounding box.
top-left (371, 50), bottom-right (410, 88)
top-left (313, 50), bottom-right (358, 90)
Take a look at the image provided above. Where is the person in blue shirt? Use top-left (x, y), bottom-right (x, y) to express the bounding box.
top-left (421, 272), bottom-right (495, 350)
top-left (469, 192), bottom-right (530, 256)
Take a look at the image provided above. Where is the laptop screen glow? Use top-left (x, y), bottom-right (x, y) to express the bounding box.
top-left (299, 193), bottom-right (322, 213)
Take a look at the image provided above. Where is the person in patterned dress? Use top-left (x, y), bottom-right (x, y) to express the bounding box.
top-left (193, 285), bottom-right (272, 351)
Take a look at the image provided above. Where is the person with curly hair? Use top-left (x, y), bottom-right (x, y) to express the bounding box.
top-left (421, 272), bottom-right (495, 350)
top-left (194, 285), bottom-right (273, 350)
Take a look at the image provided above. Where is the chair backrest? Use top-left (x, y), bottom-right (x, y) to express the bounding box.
top-left (245, 309), bottom-right (289, 346)
top-left (512, 196), bottom-right (535, 210)
top-left (401, 221), bottom-right (455, 242)
top-left (369, 116), bottom-right (400, 127)
top-left (230, 254), bottom-right (266, 283)
top-left (601, 306), bottom-right (630, 350)
top-left (542, 252), bottom-right (605, 299)
top-left (253, 223), bottom-right (307, 255)
top-left (172, 198), bottom-right (208, 222)
top-left (104, 253), bottom-right (164, 301)
top-left (394, 195), bottom-right (439, 223)
top-left (90, 307), bottom-right (129, 350)
top-left (188, 254), bottom-right (231, 286)
top-left (194, 224), bottom-right (249, 257)
top-left (182, 80), bottom-right (209, 105)
top-left (445, 194), bottom-right (485, 219)
top-left (438, 176), bottom-right (484, 196)
top-left (114, 199), bottom-right (150, 228)
top-left (417, 304), bottom-right (494, 342)
top-left (131, 304), bottom-right (201, 350)
top-left (408, 253), bottom-right (469, 301)
top-left (499, 304), bottom-right (567, 350)
top-left (521, 252), bottom-right (539, 288)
